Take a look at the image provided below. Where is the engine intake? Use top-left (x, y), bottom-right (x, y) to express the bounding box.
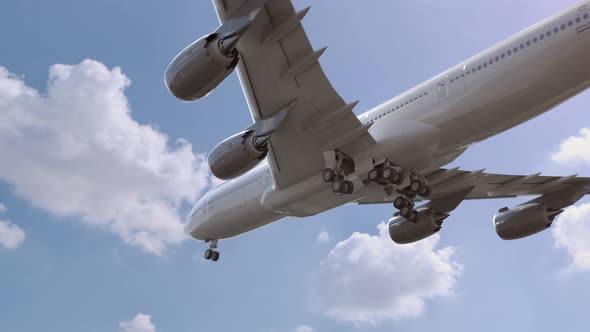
top-left (165, 33), bottom-right (240, 102)
top-left (493, 203), bottom-right (558, 240)
top-left (388, 208), bottom-right (448, 244)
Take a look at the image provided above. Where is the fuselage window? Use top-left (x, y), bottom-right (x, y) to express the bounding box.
top-left (513, 47), bottom-right (518, 53)
top-left (546, 31), bottom-right (551, 37)
top-left (540, 34), bottom-right (544, 40)
top-left (520, 44), bottom-right (524, 49)
top-left (584, 13), bottom-right (589, 20)
top-left (569, 20), bottom-right (574, 27)
top-left (576, 17), bottom-right (581, 23)
top-left (533, 37), bottom-right (538, 43)
top-left (526, 40), bottom-right (531, 46)
top-left (553, 27), bottom-right (559, 34)
top-left (478, 65), bottom-right (482, 70)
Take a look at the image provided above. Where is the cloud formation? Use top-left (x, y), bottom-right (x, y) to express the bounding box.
top-left (317, 230), bottom-right (330, 244)
top-left (0, 203), bottom-right (25, 250)
top-left (553, 203), bottom-right (590, 272)
top-left (552, 128), bottom-right (590, 166)
top-left (293, 326), bottom-right (313, 332)
top-left (315, 223), bottom-right (462, 324)
top-left (0, 60), bottom-right (210, 254)
top-left (119, 314), bottom-right (156, 332)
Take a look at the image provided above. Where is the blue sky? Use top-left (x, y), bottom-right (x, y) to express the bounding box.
top-left (1, 0), bottom-right (590, 331)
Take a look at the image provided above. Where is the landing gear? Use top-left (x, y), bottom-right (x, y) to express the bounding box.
top-left (323, 151), bottom-right (355, 196)
top-left (368, 162), bottom-right (402, 186)
top-left (204, 239), bottom-right (220, 262)
top-left (407, 174), bottom-right (431, 198)
top-left (394, 196), bottom-right (419, 223)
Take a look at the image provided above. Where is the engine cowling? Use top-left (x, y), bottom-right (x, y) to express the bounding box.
top-left (493, 203), bottom-right (556, 240)
top-left (388, 208), bottom-right (447, 244)
top-left (165, 33), bottom-right (239, 102)
top-left (208, 130), bottom-right (270, 180)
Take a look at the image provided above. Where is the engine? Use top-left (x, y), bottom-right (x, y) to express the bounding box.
top-left (388, 208), bottom-right (448, 244)
top-left (165, 33), bottom-right (240, 102)
top-left (208, 130), bottom-right (271, 180)
top-left (493, 203), bottom-right (557, 240)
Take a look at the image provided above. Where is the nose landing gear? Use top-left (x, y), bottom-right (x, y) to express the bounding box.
top-left (204, 239), bottom-right (220, 262)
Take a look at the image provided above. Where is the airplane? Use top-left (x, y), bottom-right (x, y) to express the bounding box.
top-left (165, 0), bottom-right (590, 262)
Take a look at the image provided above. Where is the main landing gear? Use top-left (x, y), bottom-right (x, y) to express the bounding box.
top-left (323, 151), bottom-right (355, 195)
top-left (204, 239), bottom-right (220, 262)
top-left (368, 160), bottom-right (432, 222)
top-left (323, 168), bottom-right (354, 194)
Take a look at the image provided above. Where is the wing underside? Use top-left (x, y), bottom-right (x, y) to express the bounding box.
top-left (358, 168), bottom-right (590, 211)
top-left (213, 0), bottom-right (375, 189)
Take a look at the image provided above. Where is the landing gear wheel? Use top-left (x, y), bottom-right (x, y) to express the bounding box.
top-left (211, 251), bottom-right (220, 262)
top-left (343, 181), bottom-right (354, 195)
top-left (332, 179), bottom-right (345, 194)
top-left (368, 169), bottom-right (380, 182)
top-left (394, 197), bottom-right (406, 210)
top-left (382, 167), bottom-right (400, 183)
top-left (407, 210), bottom-right (418, 223)
top-left (419, 185), bottom-right (432, 198)
top-left (204, 249), bottom-right (213, 260)
top-left (410, 180), bottom-right (424, 193)
top-left (323, 168), bottom-right (337, 182)
top-left (400, 206), bottom-right (412, 219)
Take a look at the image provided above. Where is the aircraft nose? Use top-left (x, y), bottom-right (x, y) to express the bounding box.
top-left (185, 214), bottom-right (209, 241)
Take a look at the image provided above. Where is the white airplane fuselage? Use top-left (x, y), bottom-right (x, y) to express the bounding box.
top-left (186, 3), bottom-right (590, 241)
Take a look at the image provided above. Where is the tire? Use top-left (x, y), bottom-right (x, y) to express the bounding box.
top-left (407, 210), bottom-right (418, 223)
top-left (394, 197), bottom-right (405, 209)
top-left (323, 168), bottom-right (336, 182)
top-left (382, 167), bottom-right (393, 180)
top-left (368, 169), bottom-right (380, 182)
top-left (204, 249), bottom-right (213, 260)
top-left (332, 179), bottom-right (344, 193)
top-left (410, 180), bottom-right (423, 193)
top-left (400, 206), bottom-right (411, 218)
top-left (211, 251), bottom-right (220, 262)
top-left (420, 186), bottom-right (432, 198)
top-left (344, 181), bottom-right (354, 194)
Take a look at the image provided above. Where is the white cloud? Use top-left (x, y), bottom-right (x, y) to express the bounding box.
top-left (0, 220), bottom-right (25, 250)
top-left (552, 128), bottom-right (590, 166)
top-left (315, 223), bottom-right (462, 324)
top-left (0, 60), bottom-right (211, 255)
top-left (553, 203), bottom-right (590, 272)
top-left (293, 326), bottom-right (313, 332)
top-left (0, 203), bottom-right (25, 250)
top-left (120, 314), bottom-right (156, 332)
top-left (317, 230), bottom-right (330, 244)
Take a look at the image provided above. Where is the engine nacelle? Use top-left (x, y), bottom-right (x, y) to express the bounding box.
top-left (165, 33), bottom-right (239, 102)
top-left (493, 203), bottom-right (553, 240)
top-left (388, 208), bottom-right (446, 244)
top-left (208, 130), bottom-right (270, 180)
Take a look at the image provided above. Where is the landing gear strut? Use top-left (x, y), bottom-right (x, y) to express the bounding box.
top-left (204, 239), bottom-right (220, 262)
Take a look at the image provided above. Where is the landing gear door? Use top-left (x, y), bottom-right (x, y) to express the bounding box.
top-left (435, 76), bottom-right (449, 102)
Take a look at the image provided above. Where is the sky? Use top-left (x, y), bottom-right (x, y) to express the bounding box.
top-left (1, 0), bottom-right (590, 331)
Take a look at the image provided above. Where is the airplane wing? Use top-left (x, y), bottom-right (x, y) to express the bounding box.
top-left (212, 0), bottom-right (375, 188)
top-left (358, 168), bottom-right (590, 211)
